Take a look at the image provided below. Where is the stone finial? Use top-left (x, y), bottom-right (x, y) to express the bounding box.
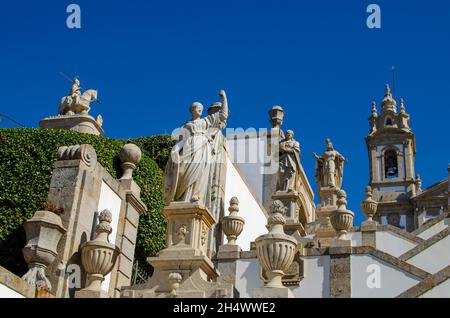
top-left (255, 200), bottom-right (296, 288)
top-left (96, 209), bottom-right (113, 242)
top-left (382, 84), bottom-right (397, 112)
top-left (168, 272), bottom-right (182, 298)
top-left (371, 101), bottom-right (378, 117)
top-left (119, 143), bottom-right (142, 180)
top-left (360, 186), bottom-right (378, 222)
top-left (22, 210), bottom-right (66, 291)
top-left (400, 98), bottom-right (406, 113)
top-left (57, 144), bottom-right (97, 167)
top-left (79, 209), bottom-right (120, 294)
top-left (221, 197), bottom-right (245, 245)
top-left (268, 105), bottom-right (285, 129)
top-left (330, 190), bottom-right (354, 240)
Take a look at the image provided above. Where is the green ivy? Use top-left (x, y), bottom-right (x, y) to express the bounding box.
top-left (0, 128), bottom-right (173, 277)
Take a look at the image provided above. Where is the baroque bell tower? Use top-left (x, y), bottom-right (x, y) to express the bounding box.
top-left (365, 84), bottom-right (420, 231)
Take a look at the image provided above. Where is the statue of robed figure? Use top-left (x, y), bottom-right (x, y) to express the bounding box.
top-left (164, 90), bottom-right (229, 205)
top-left (313, 138), bottom-right (348, 189)
top-left (277, 130), bottom-right (301, 192)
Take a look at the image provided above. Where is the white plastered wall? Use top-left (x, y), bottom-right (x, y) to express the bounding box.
top-left (420, 279), bottom-right (450, 298)
top-left (407, 235), bottom-right (450, 274)
top-left (235, 258), bottom-right (262, 298)
top-left (417, 219), bottom-right (450, 240)
top-left (351, 254), bottom-right (421, 298)
top-left (348, 232), bottom-right (362, 247)
top-left (291, 256), bottom-right (330, 298)
top-left (224, 156), bottom-right (268, 251)
top-left (234, 256), bottom-right (330, 298)
top-left (376, 231), bottom-right (417, 257)
top-left (97, 181), bottom-right (122, 292)
top-left (0, 283), bottom-right (26, 298)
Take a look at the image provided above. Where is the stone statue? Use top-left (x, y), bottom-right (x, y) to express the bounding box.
top-left (58, 77), bottom-right (98, 116)
top-left (70, 77), bottom-right (82, 98)
top-left (313, 138), bottom-right (348, 188)
top-left (277, 130), bottom-right (301, 192)
top-left (163, 90), bottom-right (229, 205)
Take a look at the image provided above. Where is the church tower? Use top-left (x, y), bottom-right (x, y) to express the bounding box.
top-left (365, 84), bottom-right (420, 231)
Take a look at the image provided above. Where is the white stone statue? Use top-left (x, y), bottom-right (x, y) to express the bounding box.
top-left (313, 138), bottom-right (348, 189)
top-left (163, 90), bottom-right (229, 205)
top-left (58, 77), bottom-right (98, 115)
top-left (277, 130), bottom-right (301, 192)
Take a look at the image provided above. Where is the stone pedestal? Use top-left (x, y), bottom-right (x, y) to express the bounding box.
top-left (315, 187), bottom-right (339, 246)
top-left (272, 190), bottom-right (306, 236)
top-left (121, 202), bottom-right (232, 298)
top-left (361, 220), bottom-right (378, 248)
top-left (253, 286), bottom-right (294, 298)
top-left (39, 114), bottom-right (104, 136)
top-left (329, 239), bottom-right (351, 298)
top-left (75, 289), bottom-right (109, 298)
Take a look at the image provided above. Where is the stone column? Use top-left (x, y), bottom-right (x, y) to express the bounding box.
top-left (45, 144), bottom-right (103, 298)
top-left (404, 139), bottom-right (414, 179)
top-left (369, 145), bottom-right (379, 182)
top-left (329, 242), bottom-right (352, 298)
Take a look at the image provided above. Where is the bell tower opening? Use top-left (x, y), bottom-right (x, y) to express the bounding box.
top-left (384, 149), bottom-right (398, 179)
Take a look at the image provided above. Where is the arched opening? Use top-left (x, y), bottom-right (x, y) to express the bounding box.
top-left (385, 117), bottom-right (394, 126)
top-left (384, 149), bottom-right (398, 178)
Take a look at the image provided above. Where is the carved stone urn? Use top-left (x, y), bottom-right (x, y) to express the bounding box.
top-left (360, 186), bottom-right (378, 222)
top-left (22, 209), bottom-right (66, 290)
top-left (119, 143), bottom-right (142, 180)
top-left (255, 200), bottom-right (297, 288)
top-left (330, 190), bottom-right (354, 240)
top-left (221, 197), bottom-right (245, 245)
top-left (80, 209), bottom-right (120, 293)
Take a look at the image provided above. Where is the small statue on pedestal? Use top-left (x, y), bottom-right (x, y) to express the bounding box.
top-left (277, 130), bottom-right (301, 193)
top-left (313, 138), bottom-right (348, 189)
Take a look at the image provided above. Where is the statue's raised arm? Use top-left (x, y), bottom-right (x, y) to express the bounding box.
top-left (219, 90), bottom-right (228, 122)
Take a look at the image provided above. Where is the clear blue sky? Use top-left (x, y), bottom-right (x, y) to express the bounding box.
top-left (1, 0), bottom-right (449, 225)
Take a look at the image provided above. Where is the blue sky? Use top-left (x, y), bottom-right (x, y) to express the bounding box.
top-left (1, 0), bottom-right (449, 225)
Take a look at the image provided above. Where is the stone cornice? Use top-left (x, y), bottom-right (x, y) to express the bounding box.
top-left (352, 246), bottom-right (429, 279)
top-left (377, 224), bottom-right (424, 244)
top-left (411, 212), bottom-right (449, 236)
top-left (125, 193), bottom-right (147, 215)
top-left (0, 266), bottom-right (35, 298)
top-left (396, 265), bottom-right (450, 298)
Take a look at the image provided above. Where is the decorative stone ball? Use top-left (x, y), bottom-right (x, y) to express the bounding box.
top-left (119, 143), bottom-right (142, 165)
